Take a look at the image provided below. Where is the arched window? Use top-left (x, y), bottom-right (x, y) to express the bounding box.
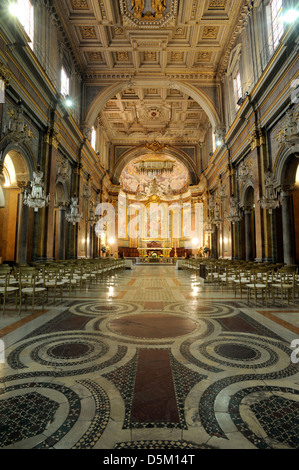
top-left (91, 127), bottom-right (96, 150)
top-left (61, 67), bottom-right (70, 97)
top-left (10, 0), bottom-right (34, 47)
top-left (268, 0), bottom-right (284, 54)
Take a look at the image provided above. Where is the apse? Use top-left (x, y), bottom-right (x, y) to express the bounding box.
top-left (119, 154), bottom-right (190, 197)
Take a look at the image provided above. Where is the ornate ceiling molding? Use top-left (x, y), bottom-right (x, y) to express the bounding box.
top-left (119, 0), bottom-right (178, 29)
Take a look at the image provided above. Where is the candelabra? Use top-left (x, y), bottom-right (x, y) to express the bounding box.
top-left (204, 217), bottom-right (215, 234)
top-left (88, 203), bottom-right (97, 225)
top-left (212, 202), bottom-right (223, 226)
top-left (23, 167), bottom-right (50, 212)
top-left (258, 170), bottom-right (280, 213)
top-left (66, 197), bottom-right (83, 225)
top-left (225, 196), bottom-right (242, 224)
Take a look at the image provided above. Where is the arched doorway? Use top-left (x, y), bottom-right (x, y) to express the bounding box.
top-left (293, 163), bottom-right (299, 264)
top-left (0, 150), bottom-right (33, 263)
top-left (275, 153), bottom-right (298, 265)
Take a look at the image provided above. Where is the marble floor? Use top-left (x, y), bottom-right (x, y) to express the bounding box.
top-left (0, 265), bottom-right (299, 450)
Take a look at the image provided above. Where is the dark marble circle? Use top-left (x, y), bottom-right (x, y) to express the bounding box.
top-left (48, 343), bottom-right (91, 359)
top-left (215, 343), bottom-right (259, 361)
top-left (108, 313), bottom-right (197, 339)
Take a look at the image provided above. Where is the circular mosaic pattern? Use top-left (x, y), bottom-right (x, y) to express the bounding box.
top-left (215, 343), bottom-right (260, 361)
top-left (48, 342), bottom-right (92, 360)
top-left (168, 302), bottom-right (237, 318)
top-left (107, 313), bottom-right (198, 339)
top-left (31, 335), bottom-right (109, 368)
top-left (68, 301), bottom-right (139, 317)
top-left (193, 335), bottom-right (279, 369)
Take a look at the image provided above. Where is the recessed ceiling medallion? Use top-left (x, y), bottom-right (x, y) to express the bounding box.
top-left (120, 0), bottom-right (178, 28)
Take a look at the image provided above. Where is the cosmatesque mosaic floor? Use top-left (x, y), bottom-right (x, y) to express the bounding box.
top-left (0, 265), bottom-right (299, 450)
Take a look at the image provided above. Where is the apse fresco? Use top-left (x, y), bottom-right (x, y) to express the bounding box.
top-left (120, 155), bottom-right (190, 195)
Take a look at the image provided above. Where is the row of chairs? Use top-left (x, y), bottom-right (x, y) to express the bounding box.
top-left (181, 258), bottom-right (299, 306)
top-left (0, 258), bottom-right (126, 315)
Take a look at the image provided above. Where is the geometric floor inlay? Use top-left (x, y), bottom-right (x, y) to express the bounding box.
top-left (0, 392), bottom-right (59, 447)
top-left (250, 395), bottom-right (299, 448)
top-left (107, 313), bottom-right (197, 339)
top-left (1, 264), bottom-right (299, 450)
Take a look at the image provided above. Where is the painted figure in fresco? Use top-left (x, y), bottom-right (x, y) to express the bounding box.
top-left (152, 0), bottom-right (166, 18)
top-left (131, 0), bottom-right (144, 18)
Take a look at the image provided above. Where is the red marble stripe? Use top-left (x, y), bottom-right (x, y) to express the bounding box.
top-left (130, 349), bottom-right (180, 425)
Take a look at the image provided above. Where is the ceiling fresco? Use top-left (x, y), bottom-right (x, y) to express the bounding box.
top-left (119, 154), bottom-right (190, 196)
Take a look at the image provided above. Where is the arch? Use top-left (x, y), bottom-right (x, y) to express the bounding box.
top-left (0, 144), bottom-right (34, 263)
top-left (84, 79), bottom-right (221, 132)
top-left (273, 147), bottom-right (299, 265)
top-left (274, 145), bottom-right (299, 187)
top-left (112, 145), bottom-right (198, 186)
top-left (1, 142), bottom-right (35, 182)
top-left (239, 179), bottom-right (254, 209)
top-left (55, 176), bottom-right (70, 205)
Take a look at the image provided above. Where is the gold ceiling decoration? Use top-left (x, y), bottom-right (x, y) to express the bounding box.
top-left (120, 0), bottom-right (178, 28)
top-left (144, 141), bottom-right (168, 152)
top-left (131, 0), bottom-right (166, 19)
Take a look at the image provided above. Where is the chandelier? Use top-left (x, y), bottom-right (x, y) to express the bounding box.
top-left (88, 204), bottom-right (97, 226)
top-left (258, 170), bottom-right (280, 214)
top-left (204, 217), bottom-right (215, 234)
top-left (212, 202), bottom-right (223, 226)
top-left (136, 160), bottom-right (174, 176)
top-left (5, 101), bottom-right (34, 144)
top-left (66, 197), bottom-right (83, 225)
top-left (225, 196), bottom-right (242, 224)
top-left (23, 167), bottom-right (50, 212)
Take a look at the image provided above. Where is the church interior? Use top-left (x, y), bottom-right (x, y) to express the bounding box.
top-left (0, 0), bottom-right (298, 451)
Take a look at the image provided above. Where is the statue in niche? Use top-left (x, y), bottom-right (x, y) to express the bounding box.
top-left (131, 0), bottom-right (144, 18)
top-left (149, 177), bottom-right (159, 194)
top-left (152, 0), bottom-right (166, 18)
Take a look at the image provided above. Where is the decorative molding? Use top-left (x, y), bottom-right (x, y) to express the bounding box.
top-left (276, 108), bottom-right (299, 149)
top-left (119, 0), bottom-right (178, 29)
top-left (44, 128), bottom-right (61, 149)
top-left (0, 61), bottom-right (12, 87)
top-left (70, 0), bottom-right (88, 9)
top-left (208, 0), bottom-right (227, 9)
top-left (249, 128), bottom-right (265, 151)
top-left (143, 140), bottom-right (168, 152)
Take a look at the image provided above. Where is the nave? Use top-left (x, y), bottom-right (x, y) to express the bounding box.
top-left (0, 263), bottom-right (298, 450)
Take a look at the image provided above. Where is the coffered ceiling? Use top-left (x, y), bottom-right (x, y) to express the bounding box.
top-left (53, 0), bottom-right (250, 144)
top-left (99, 86), bottom-right (210, 143)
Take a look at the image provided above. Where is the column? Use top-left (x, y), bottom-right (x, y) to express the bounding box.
top-left (16, 181), bottom-right (29, 263)
top-left (58, 204), bottom-right (66, 260)
top-left (244, 209), bottom-right (253, 261)
top-left (281, 189), bottom-right (295, 265)
top-left (37, 124), bottom-right (60, 261)
top-left (70, 162), bottom-right (82, 259)
top-left (0, 61), bottom-right (12, 134)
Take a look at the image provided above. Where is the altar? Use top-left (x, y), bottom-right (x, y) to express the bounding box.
top-left (137, 241), bottom-right (172, 259)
